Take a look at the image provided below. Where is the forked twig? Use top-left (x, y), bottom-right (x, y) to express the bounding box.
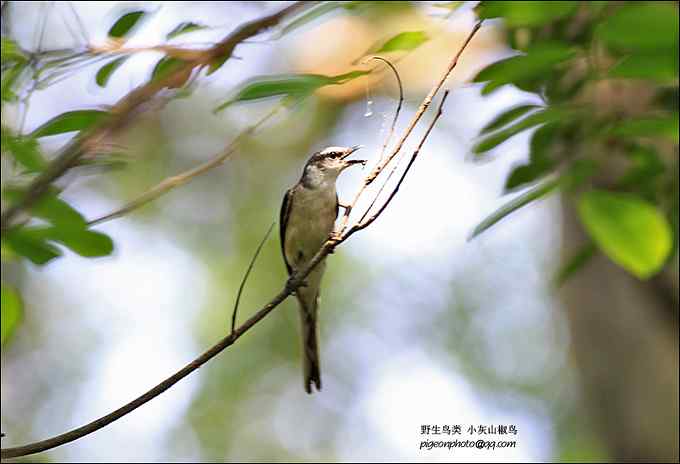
top-left (338, 20), bottom-right (482, 234)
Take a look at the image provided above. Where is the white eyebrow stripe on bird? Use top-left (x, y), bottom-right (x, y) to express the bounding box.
top-left (319, 146), bottom-right (347, 156)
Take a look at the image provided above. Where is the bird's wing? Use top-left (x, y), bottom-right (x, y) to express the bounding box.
top-left (280, 187), bottom-right (294, 275)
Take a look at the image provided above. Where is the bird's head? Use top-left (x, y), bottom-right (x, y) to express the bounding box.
top-left (302, 145), bottom-right (365, 187)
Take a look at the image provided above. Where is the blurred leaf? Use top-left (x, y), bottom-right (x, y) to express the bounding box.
top-left (433, 2), bottom-right (463, 11)
top-left (609, 53), bottom-right (679, 83)
top-left (374, 31), bottom-right (429, 53)
top-left (166, 21), bottom-right (208, 40)
top-left (617, 145), bottom-right (665, 198)
top-left (505, 124), bottom-right (558, 191)
top-left (1, 126), bottom-right (46, 172)
top-left (31, 110), bottom-right (109, 138)
top-left (474, 107), bottom-right (568, 154)
top-left (278, 1), bottom-right (347, 37)
top-left (554, 242), bottom-right (597, 287)
top-left (480, 104), bottom-right (540, 134)
top-left (578, 190), bottom-right (672, 279)
top-left (474, 42), bottom-right (577, 95)
top-left (108, 10), bottom-right (147, 38)
top-left (1, 283), bottom-right (23, 345)
top-left (596, 3), bottom-right (679, 52)
top-left (469, 177), bottom-right (560, 240)
top-left (214, 71), bottom-right (370, 112)
top-left (3, 228), bottom-right (62, 265)
top-left (96, 56), bottom-right (129, 87)
top-left (36, 226), bottom-right (115, 258)
top-left (476, 1), bottom-right (578, 27)
top-left (3, 187), bottom-right (87, 229)
top-left (151, 56), bottom-right (190, 87)
top-left (1, 59), bottom-right (28, 102)
top-left (610, 115), bottom-right (679, 143)
top-left (1, 37), bottom-right (26, 64)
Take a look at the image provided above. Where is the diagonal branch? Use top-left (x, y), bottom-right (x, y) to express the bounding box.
top-left (0, 1), bottom-right (310, 234)
top-left (86, 103), bottom-right (284, 227)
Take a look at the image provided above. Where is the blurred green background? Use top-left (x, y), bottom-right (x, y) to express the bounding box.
top-left (1, 1), bottom-right (678, 462)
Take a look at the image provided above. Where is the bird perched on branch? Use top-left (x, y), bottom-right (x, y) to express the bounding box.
top-left (280, 145), bottom-right (364, 393)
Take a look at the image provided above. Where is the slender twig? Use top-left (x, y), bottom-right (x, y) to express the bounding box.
top-left (358, 56), bottom-right (404, 224)
top-left (87, 104), bottom-right (284, 226)
top-left (369, 56), bottom-right (403, 164)
top-left (231, 220), bottom-right (276, 334)
top-left (351, 91), bottom-right (449, 236)
top-left (0, 21), bottom-right (480, 460)
top-left (0, 1), bottom-right (310, 234)
top-left (338, 20), bottom-right (482, 233)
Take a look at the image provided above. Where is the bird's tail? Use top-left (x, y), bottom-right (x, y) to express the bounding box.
top-left (297, 292), bottom-right (321, 394)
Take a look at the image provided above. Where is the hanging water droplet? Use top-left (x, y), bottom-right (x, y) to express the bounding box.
top-left (364, 99), bottom-right (373, 117)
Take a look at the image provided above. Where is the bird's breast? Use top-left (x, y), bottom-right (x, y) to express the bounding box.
top-left (285, 185), bottom-right (337, 269)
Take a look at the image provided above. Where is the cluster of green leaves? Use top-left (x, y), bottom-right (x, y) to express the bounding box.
top-left (1, 10), bottom-right (144, 343)
top-left (469, 1), bottom-right (679, 282)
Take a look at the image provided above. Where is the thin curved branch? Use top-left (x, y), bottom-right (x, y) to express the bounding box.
top-left (231, 220), bottom-right (276, 334)
top-left (0, 1), bottom-right (310, 233)
top-left (338, 20), bottom-right (482, 233)
top-left (87, 104), bottom-right (283, 227)
top-left (369, 56), bottom-right (404, 164)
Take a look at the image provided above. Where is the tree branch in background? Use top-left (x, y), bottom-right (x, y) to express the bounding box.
top-left (87, 103), bottom-right (284, 227)
top-left (1, 20), bottom-right (481, 460)
top-left (0, 1), bottom-right (310, 233)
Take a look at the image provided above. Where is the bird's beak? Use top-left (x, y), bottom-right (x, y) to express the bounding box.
top-left (342, 145), bottom-right (364, 159)
top-left (342, 145), bottom-right (366, 168)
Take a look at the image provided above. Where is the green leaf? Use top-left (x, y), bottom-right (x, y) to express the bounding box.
top-left (476, 1), bottom-right (578, 27)
top-left (278, 2), bottom-right (346, 37)
top-left (610, 115), bottom-right (679, 143)
top-left (1, 59), bottom-right (29, 102)
top-left (3, 188), bottom-right (87, 228)
top-left (596, 3), bottom-right (679, 52)
top-left (1, 37), bottom-right (26, 64)
top-left (504, 124), bottom-right (558, 191)
top-left (474, 42), bottom-right (577, 95)
top-left (151, 56), bottom-right (187, 82)
top-left (214, 70), bottom-right (370, 112)
top-left (39, 227), bottom-right (115, 258)
top-left (108, 10), bottom-right (147, 38)
top-left (554, 242), bottom-right (597, 287)
top-left (3, 228), bottom-right (62, 265)
top-left (1, 283), bottom-right (23, 345)
top-left (578, 190), bottom-right (673, 279)
top-left (374, 31), bottom-right (429, 53)
top-left (96, 56), bottom-right (129, 87)
top-left (469, 177), bottom-right (560, 240)
top-left (1, 127), bottom-right (47, 172)
top-left (166, 22), bottom-right (208, 40)
top-left (31, 110), bottom-right (109, 138)
top-left (474, 107), bottom-right (568, 154)
top-left (480, 104), bottom-right (540, 134)
top-left (609, 53), bottom-right (679, 83)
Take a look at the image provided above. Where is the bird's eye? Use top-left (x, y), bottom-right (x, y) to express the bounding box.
top-left (331, 152), bottom-right (341, 158)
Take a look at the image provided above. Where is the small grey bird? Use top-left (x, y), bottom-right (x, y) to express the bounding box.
top-left (280, 145), bottom-right (364, 394)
